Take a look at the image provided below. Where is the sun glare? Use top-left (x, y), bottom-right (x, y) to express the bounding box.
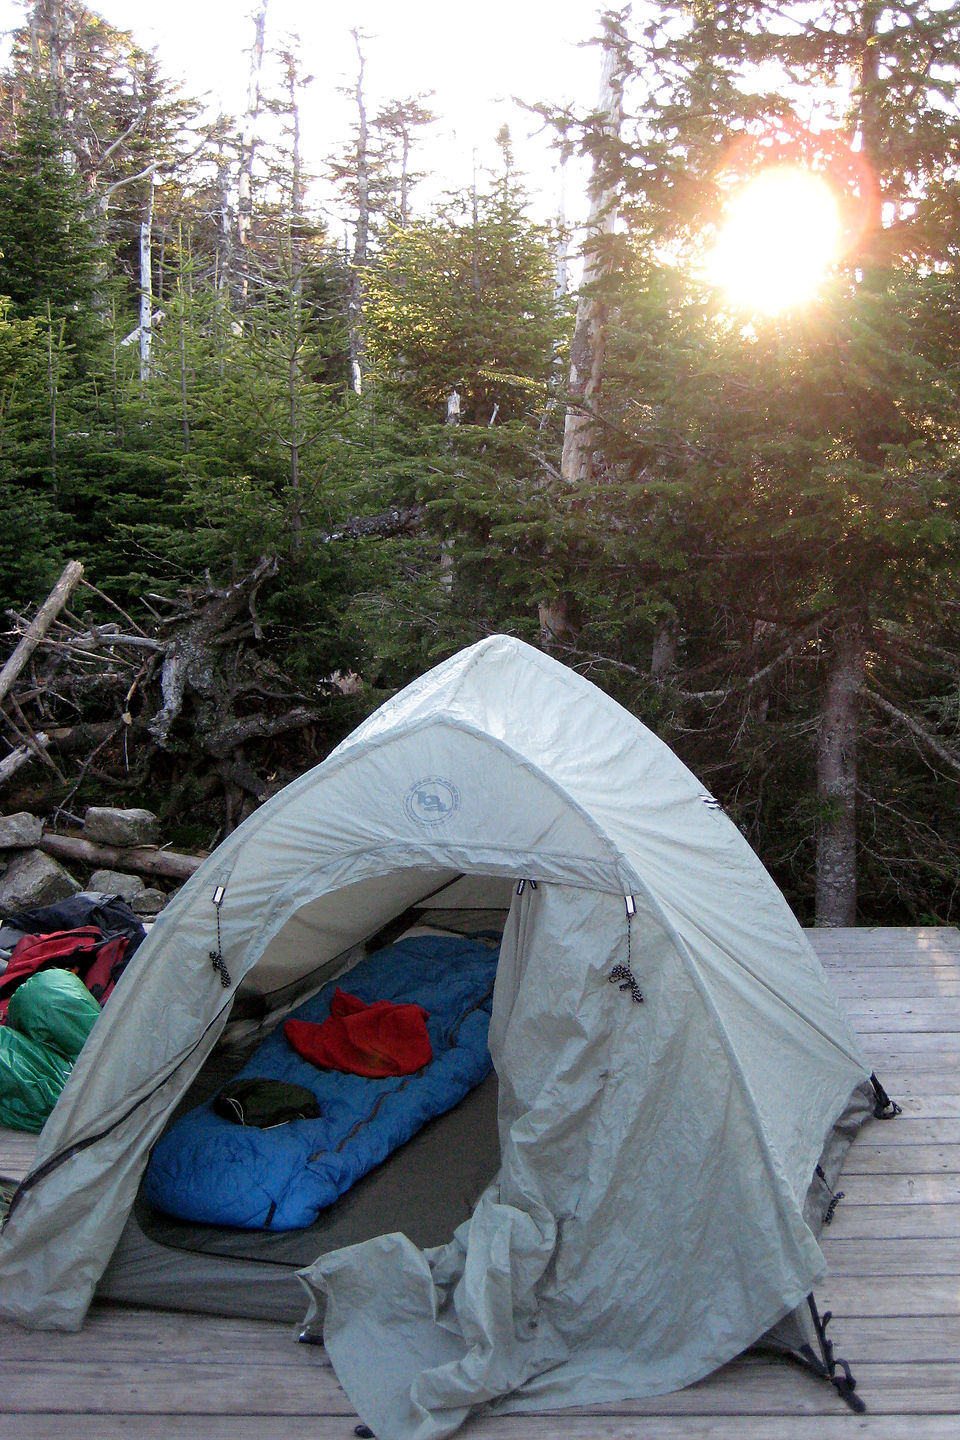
top-left (705, 167), bottom-right (841, 314)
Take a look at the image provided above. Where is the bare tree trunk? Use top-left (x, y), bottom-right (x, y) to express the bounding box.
top-left (400, 127), bottom-right (411, 229)
top-left (815, 619), bottom-right (866, 927)
top-left (540, 157), bottom-right (570, 437)
top-left (440, 390), bottom-right (461, 593)
top-left (347, 29), bottom-right (370, 395)
top-left (237, 1), bottom-right (269, 298)
top-left (560, 23), bottom-right (624, 488)
top-left (855, 2), bottom-right (884, 240)
top-left (554, 155), bottom-right (569, 300)
top-left (45, 300), bottom-right (62, 499)
top-left (177, 223), bottom-right (191, 452)
top-left (281, 49), bottom-right (307, 548)
top-left (811, 4), bottom-right (884, 927)
top-left (139, 177), bottom-right (155, 383)
top-left (650, 622), bottom-right (678, 680)
top-left (471, 151), bottom-right (480, 301)
top-left (29, 2), bottom-right (41, 76)
top-left (541, 14), bottom-right (625, 652)
top-left (37, 0), bottom-right (74, 146)
top-left (215, 138), bottom-right (233, 347)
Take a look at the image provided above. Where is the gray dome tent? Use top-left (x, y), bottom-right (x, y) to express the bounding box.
top-left (0, 635), bottom-right (883, 1438)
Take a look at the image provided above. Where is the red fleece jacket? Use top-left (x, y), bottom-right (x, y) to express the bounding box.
top-left (284, 988), bottom-right (433, 1077)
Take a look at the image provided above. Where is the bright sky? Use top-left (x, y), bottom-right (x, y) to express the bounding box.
top-left (0, 0), bottom-right (606, 222)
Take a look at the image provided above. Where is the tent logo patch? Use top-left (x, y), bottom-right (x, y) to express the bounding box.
top-left (404, 777), bottom-right (461, 826)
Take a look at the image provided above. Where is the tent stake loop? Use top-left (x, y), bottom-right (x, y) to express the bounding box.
top-left (870, 1072), bottom-right (902, 1119)
top-left (803, 1294), bottom-right (867, 1414)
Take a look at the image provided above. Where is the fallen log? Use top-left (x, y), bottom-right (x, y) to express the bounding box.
top-left (0, 735), bottom-right (50, 788)
top-left (45, 721), bottom-right (121, 753)
top-left (322, 504), bottom-right (425, 543)
top-left (0, 560), bottom-right (84, 708)
top-left (39, 832), bottom-right (204, 883)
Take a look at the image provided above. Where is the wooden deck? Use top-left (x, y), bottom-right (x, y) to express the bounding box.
top-left (1, 926), bottom-right (958, 1440)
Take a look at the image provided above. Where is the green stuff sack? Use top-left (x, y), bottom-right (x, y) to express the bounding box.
top-left (0, 1028), bottom-right (72, 1132)
top-left (7, 967), bottom-right (101, 1062)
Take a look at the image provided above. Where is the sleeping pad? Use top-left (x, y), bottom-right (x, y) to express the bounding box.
top-left (142, 932), bottom-right (499, 1230)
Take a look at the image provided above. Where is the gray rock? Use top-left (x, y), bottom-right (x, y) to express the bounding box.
top-left (130, 887), bottom-right (167, 917)
top-left (0, 812), bottom-right (44, 850)
top-left (88, 869), bottom-right (147, 902)
top-left (0, 849), bottom-right (81, 913)
top-left (83, 807), bottom-right (159, 848)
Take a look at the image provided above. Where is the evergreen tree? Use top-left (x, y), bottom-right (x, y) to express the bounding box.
top-left (354, 165), bottom-right (569, 679)
top-left (0, 295), bottom-right (57, 605)
top-left (544, 1), bottom-right (960, 923)
top-left (0, 86), bottom-right (107, 595)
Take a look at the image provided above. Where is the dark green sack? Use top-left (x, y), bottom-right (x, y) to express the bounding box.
top-left (213, 1078), bottom-right (321, 1128)
top-left (7, 967), bottom-right (101, 1062)
top-left (0, 1027), bottom-right (72, 1132)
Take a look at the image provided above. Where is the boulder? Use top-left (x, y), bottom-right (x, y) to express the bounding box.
top-left (130, 887), bottom-right (167, 918)
top-left (0, 849), bottom-right (81, 914)
top-left (88, 869), bottom-right (147, 902)
top-left (0, 812), bottom-right (44, 850)
top-left (83, 807), bottom-right (159, 848)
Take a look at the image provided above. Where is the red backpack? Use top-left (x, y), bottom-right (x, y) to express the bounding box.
top-left (0, 928), bottom-right (128, 1018)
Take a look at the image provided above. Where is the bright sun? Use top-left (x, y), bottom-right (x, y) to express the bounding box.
top-left (705, 167), bottom-right (841, 314)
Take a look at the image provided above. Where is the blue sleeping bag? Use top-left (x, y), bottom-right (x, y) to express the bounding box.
top-left (142, 933), bottom-right (499, 1230)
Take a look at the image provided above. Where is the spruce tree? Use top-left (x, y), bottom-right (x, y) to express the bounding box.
top-left (543, 2), bottom-right (960, 923)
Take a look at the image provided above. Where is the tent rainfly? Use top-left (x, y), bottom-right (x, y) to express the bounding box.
top-left (0, 634), bottom-right (893, 1440)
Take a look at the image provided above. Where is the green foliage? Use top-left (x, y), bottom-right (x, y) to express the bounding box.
top-left (6, 3), bottom-right (960, 923)
top-left (538, 1), bottom-right (960, 922)
top-left (0, 95), bottom-right (101, 334)
top-left (364, 178), bottom-right (566, 426)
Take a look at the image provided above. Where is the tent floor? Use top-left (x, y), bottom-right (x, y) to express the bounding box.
top-left (98, 1069), bottom-right (502, 1320)
top-left (2, 926), bottom-right (960, 1439)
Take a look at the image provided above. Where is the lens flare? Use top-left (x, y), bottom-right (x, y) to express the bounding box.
top-left (705, 167), bottom-right (841, 313)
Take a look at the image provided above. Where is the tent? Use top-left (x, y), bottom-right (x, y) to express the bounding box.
top-left (0, 634), bottom-right (884, 1438)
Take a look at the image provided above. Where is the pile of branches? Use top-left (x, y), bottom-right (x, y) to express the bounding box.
top-left (0, 559), bottom-right (346, 842)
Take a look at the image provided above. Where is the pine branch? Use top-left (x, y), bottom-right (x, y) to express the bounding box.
top-left (679, 626), bottom-right (821, 703)
top-left (862, 688), bottom-right (960, 780)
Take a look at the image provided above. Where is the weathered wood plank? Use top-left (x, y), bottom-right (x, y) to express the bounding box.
top-left (809, 925), bottom-right (960, 953)
top-left (820, 1275), bottom-right (960, 1316)
top-left (0, 1310), bottom-right (322, 1368)
top-left (0, 1356), bottom-right (957, 1418)
top-left (841, 1001), bottom-right (960, 1031)
top-left (819, 947), bottom-right (960, 964)
top-left (842, 1143), bottom-right (960, 1174)
top-left (821, 1236), bottom-right (960, 1275)
top-left (9, 1417), bottom-right (960, 1440)
top-left (832, 1172), bottom-right (960, 1205)
top-left (859, 1094), bottom-right (960, 1120)
top-left (854, 1033), bottom-right (960, 1053)
top-left (0, 1125), bottom-right (37, 1183)
top-left (835, 976), bottom-right (960, 999)
top-left (824, 957), bottom-right (960, 969)
top-left (824, 1315), bottom-right (960, 1363)
top-left (871, 1069), bottom-right (960, 1096)
top-left (0, 1357), bottom-right (351, 1416)
top-left (855, 1119), bottom-right (960, 1145)
top-left (825, 1200), bottom-right (960, 1239)
top-left (563, 1361), bottom-right (959, 1416)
